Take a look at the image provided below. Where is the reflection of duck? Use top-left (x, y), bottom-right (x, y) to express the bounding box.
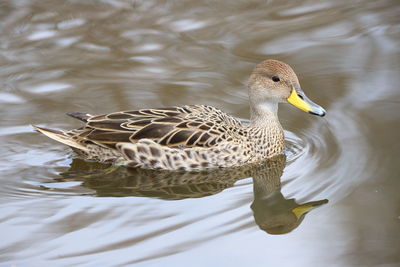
top-left (57, 155), bottom-right (327, 234)
top-left (33, 60), bottom-right (325, 171)
top-left (250, 157), bottom-right (328, 234)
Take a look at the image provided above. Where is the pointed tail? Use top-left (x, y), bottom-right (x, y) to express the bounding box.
top-left (32, 125), bottom-right (88, 151)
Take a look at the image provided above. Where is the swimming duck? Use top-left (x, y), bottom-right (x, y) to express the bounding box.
top-left (33, 59), bottom-right (326, 171)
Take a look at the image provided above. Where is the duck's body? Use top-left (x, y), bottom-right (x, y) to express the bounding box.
top-left (34, 60), bottom-right (325, 171)
top-left (34, 104), bottom-right (284, 170)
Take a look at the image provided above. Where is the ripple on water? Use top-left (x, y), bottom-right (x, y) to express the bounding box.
top-left (1, 0), bottom-right (399, 265)
top-left (284, 129), bottom-right (306, 163)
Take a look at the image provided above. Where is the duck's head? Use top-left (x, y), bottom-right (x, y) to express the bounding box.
top-left (248, 59), bottom-right (326, 117)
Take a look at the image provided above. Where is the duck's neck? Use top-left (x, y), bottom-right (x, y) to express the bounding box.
top-left (249, 101), bottom-right (280, 127)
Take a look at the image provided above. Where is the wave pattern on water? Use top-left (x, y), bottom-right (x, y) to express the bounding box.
top-left (0, 0), bottom-right (399, 266)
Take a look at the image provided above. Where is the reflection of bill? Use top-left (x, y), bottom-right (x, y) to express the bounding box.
top-left (252, 196), bottom-right (328, 235)
top-left (59, 154), bottom-right (327, 235)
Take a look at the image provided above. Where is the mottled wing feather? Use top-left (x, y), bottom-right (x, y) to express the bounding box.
top-left (67, 105), bottom-right (243, 149)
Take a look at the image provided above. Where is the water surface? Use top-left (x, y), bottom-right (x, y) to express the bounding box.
top-left (1, 0), bottom-right (399, 266)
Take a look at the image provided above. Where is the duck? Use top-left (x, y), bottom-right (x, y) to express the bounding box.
top-left (33, 59), bottom-right (326, 171)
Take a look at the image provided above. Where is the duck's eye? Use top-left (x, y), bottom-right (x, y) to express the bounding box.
top-left (272, 76), bottom-right (280, 82)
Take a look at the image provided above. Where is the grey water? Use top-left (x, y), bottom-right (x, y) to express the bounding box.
top-left (1, 0), bottom-right (399, 266)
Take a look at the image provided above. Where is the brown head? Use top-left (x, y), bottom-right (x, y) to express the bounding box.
top-left (248, 59), bottom-right (325, 117)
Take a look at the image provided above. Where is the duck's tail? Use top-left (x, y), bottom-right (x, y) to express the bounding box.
top-left (32, 125), bottom-right (88, 151)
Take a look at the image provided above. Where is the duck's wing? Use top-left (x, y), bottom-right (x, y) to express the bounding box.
top-left (68, 105), bottom-right (243, 149)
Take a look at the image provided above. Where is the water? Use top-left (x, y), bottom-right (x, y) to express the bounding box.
top-left (1, 0), bottom-right (399, 266)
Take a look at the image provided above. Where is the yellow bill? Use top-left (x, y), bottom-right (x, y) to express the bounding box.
top-left (292, 205), bottom-right (317, 219)
top-left (292, 199), bottom-right (329, 219)
top-left (287, 87), bottom-right (326, 117)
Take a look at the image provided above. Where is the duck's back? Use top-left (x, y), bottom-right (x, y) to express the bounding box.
top-left (69, 105), bottom-right (244, 150)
